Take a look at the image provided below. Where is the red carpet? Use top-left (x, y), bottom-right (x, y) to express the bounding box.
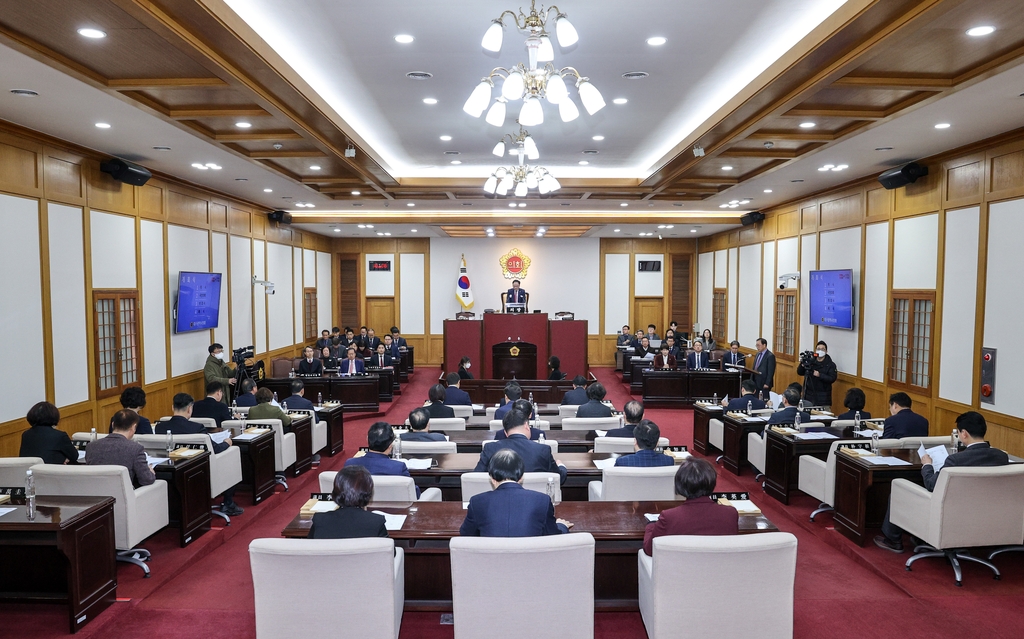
top-left (6, 367), bottom-right (1024, 638)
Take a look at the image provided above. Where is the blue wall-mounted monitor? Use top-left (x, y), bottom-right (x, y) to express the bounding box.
top-left (174, 271), bottom-right (222, 333)
top-left (808, 269), bottom-right (855, 330)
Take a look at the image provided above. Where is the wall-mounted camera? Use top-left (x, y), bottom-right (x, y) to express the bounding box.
top-left (252, 276), bottom-right (276, 295)
top-left (778, 272), bottom-right (800, 289)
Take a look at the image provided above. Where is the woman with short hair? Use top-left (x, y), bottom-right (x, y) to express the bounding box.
top-left (308, 466), bottom-right (388, 539)
top-left (20, 401), bottom-right (78, 465)
top-left (642, 458), bottom-right (738, 555)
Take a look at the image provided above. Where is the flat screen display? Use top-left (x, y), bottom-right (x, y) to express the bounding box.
top-left (808, 269), bottom-right (854, 330)
top-left (174, 271), bottom-right (222, 333)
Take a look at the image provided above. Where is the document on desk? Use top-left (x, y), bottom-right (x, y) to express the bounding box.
top-left (209, 430), bottom-right (232, 444)
top-left (310, 501), bottom-right (338, 513)
top-left (794, 432), bottom-right (839, 440)
top-left (918, 444), bottom-right (949, 471)
top-left (78, 449), bottom-right (87, 461)
top-left (862, 456), bottom-right (912, 466)
top-left (231, 433), bottom-right (258, 441)
top-left (810, 415), bottom-right (834, 421)
top-left (146, 455), bottom-right (170, 466)
top-left (0, 507), bottom-right (17, 518)
top-left (855, 429), bottom-right (879, 438)
top-left (644, 513), bottom-right (661, 522)
top-left (472, 404), bottom-right (485, 410)
top-left (401, 458), bottom-right (433, 470)
top-left (742, 416), bottom-right (767, 423)
top-left (593, 457), bottom-right (617, 470)
top-left (594, 429), bottom-right (608, 438)
top-left (371, 511), bottom-right (407, 531)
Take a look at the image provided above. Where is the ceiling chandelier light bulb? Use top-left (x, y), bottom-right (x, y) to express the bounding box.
top-left (501, 71), bottom-right (525, 100)
top-left (483, 176), bottom-right (499, 194)
top-left (555, 14), bottom-right (578, 47)
top-left (464, 80), bottom-right (492, 117)
top-left (519, 96), bottom-right (544, 126)
top-left (514, 181), bottom-right (529, 197)
top-left (538, 179), bottom-right (551, 195)
top-left (499, 173), bottom-right (514, 194)
top-left (558, 96), bottom-right (580, 122)
top-left (482, 20), bottom-right (504, 52)
top-left (492, 140), bottom-right (506, 157)
top-left (485, 99), bottom-right (507, 127)
top-left (577, 80), bottom-right (605, 115)
top-left (526, 171), bottom-right (539, 189)
top-left (537, 35), bottom-right (554, 62)
top-left (523, 136), bottom-right (539, 160)
top-left (545, 73), bottom-right (568, 104)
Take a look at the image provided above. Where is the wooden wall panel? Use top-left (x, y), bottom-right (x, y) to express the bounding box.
top-left (894, 167), bottom-right (940, 216)
top-left (139, 184), bottom-right (164, 219)
top-left (819, 193), bottom-right (862, 229)
top-left (210, 202), bottom-right (228, 229)
top-left (945, 160), bottom-right (984, 204)
top-left (229, 207), bottom-right (251, 234)
top-left (43, 152), bottom-right (84, 202)
top-left (0, 139), bottom-right (41, 195)
top-left (800, 205), bottom-right (817, 232)
top-left (777, 210), bottom-right (800, 237)
top-left (866, 187), bottom-right (891, 221)
top-left (167, 189), bottom-right (209, 227)
top-left (86, 164), bottom-right (135, 214)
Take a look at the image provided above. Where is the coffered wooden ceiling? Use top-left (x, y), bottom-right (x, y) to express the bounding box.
top-left (1, 0), bottom-right (1023, 208)
top-left (440, 225), bottom-right (592, 238)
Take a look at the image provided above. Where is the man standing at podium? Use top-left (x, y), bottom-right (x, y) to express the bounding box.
top-left (506, 279), bottom-right (527, 309)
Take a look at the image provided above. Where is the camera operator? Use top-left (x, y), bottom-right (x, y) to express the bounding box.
top-left (204, 343), bottom-right (236, 405)
top-left (796, 341), bottom-right (837, 409)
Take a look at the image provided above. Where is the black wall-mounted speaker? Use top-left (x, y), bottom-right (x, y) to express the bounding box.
top-left (268, 210), bottom-right (292, 224)
top-left (878, 162), bottom-right (928, 190)
top-left (740, 211), bottom-right (765, 226)
top-left (100, 158), bottom-right (151, 186)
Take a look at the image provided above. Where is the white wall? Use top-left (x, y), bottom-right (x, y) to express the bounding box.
top-left (697, 251), bottom-right (714, 332)
top-left (266, 242), bottom-right (293, 350)
top-left (634, 253), bottom-right (665, 297)
top-left (713, 250), bottom-right (727, 288)
top-left (212, 233), bottom-right (229, 349)
top-left (799, 234), bottom-right (817, 353)
top-left (366, 253), bottom-right (395, 296)
top-left (939, 207), bottom-right (979, 405)
top-left (861, 222), bottom-right (889, 382)
top-left (399, 253), bottom-right (426, 334)
top-left (761, 241), bottom-right (775, 345)
top-left (777, 237), bottom-right (798, 280)
top-left (90, 211), bottom-right (136, 289)
top-left (727, 247), bottom-right (738, 341)
top-left (316, 251), bottom-right (333, 333)
top-left (303, 249), bottom-right (316, 288)
top-left (293, 247), bottom-right (303, 343)
top-left (604, 253), bottom-right (630, 334)
top-left (48, 204), bottom-right (89, 407)
top-left (429, 238), bottom-right (600, 334)
top-left (253, 240), bottom-right (267, 353)
top-left (737, 243), bottom-right (761, 347)
top-left (167, 225), bottom-right (211, 377)
top-left (817, 227), bottom-right (861, 374)
top-left (229, 236), bottom-right (253, 350)
top-left (140, 220), bottom-right (167, 383)
top-left (892, 214), bottom-right (938, 289)
top-left (983, 199), bottom-right (1024, 418)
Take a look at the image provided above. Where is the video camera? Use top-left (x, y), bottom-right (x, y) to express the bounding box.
top-left (799, 350), bottom-right (817, 367)
top-left (232, 345), bottom-right (254, 365)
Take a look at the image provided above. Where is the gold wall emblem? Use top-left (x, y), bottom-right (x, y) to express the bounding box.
top-left (509, 346), bottom-right (521, 357)
top-left (499, 248), bottom-right (531, 280)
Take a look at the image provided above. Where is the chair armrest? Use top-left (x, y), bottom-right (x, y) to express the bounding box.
top-left (637, 549), bottom-right (653, 579)
top-left (797, 455), bottom-right (826, 500)
top-left (588, 480), bottom-right (603, 501)
top-left (890, 478), bottom-right (933, 540)
top-left (418, 487), bottom-right (443, 502)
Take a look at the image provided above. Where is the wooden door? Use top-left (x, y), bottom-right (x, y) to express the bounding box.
top-left (339, 257), bottom-right (359, 329)
top-left (633, 298), bottom-right (664, 336)
top-left (365, 298), bottom-right (396, 335)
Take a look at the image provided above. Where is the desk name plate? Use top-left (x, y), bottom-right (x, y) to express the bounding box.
top-left (709, 492), bottom-right (750, 501)
top-left (0, 487), bottom-right (26, 498)
top-left (837, 442), bottom-right (872, 451)
top-left (310, 493), bottom-right (333, 501)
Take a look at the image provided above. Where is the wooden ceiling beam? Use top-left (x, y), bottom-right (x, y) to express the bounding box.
top-left (746, 131), bottom-right (835, 141)
top-left (783, 107), bottom-right (887, 120)
top-left (831, 75), bottom-right (953, 90)
top-left (719, 149), bottom-right (801, 159)
top-left (301, 177), bottom-right (364, 185)
top-left (107, 77), bottom-right (229, 90)
top-left (671, 177), bottom-right (740, 185)
top-left (168, 107), bottom-right (271, 119)
top-left (247, 150), bottom-right (327, 159)
top-left (212, 131), bottom-right (304, 141)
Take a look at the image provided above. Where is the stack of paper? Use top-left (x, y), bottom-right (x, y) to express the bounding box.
top-left (718, 498), bottom-right (762, 515)
top-left (401, 458), bottom-right (433, 470)
top-left (854, 429), bottom-right (879, 438)
top-left (232, 433), bottom-right (258, 441)
top-left (471, 404), bottom-right (485, 410)
top-left (593, 458), bottom-right (617, 470)
top-left (210, 431), bottom-right (232, 444)
top-left (370, 511), bottom-right (408, 530)
top-left (863, 456), bottom-right (912, 466)
top-left (918, 444), bottom-right (949, 470)
top-left (146, 455), bottom-right (170, 466)
top-left (0, 507), bottom-right (17, 518)
top-left (644, 513), bottom-right (661, 522)
top-left (309, 501), bottom-right (338, 513)
top-left (795, 432), bottom-right (839, 440)
top-left (78, 449), bottom-right (87, 461)
top-left (594, 429), bottom-right (608, 437)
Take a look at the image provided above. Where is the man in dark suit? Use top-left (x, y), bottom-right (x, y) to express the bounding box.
top-left (401, 407), bottom-right (447, 442)
top-left (494, 382), bottom-right (526, 420)
top-left (461, 449), bottom-right (571, 537)
top-left (340, 347), bottom-right (366, 376)
top-left (664, 336), bottom-right (683, 360)
top-left (426, 384), bottom-right (456, 419)
top-left (752, 337), bottom-right (776, 401)
top-left (297, 347), bottom-right (324, 375)
top-left (383, 334), bottom-right (401, 360)
top-left (368, 343), bottom-right (394, 369)
top-left (494, 400), bottom-right (544, 441)
top-left (882, 392), bottom-right (929, 439)
top-left (339, 328), bottom-right (357, 350)
top-left (191, 381), bottom-right (233, 427)
top-left (767, 388), bottom-right (813, 425)
top-left (284, 379), bottom-right (316, 411)
top-left (643, 458), bottom-right (738, 555)
top-left (308, 466), bottom-right (389, 539)
top-left (506, 279), bottom-right (527, 306)
top-left (390, 327), bottom-right (408, 350)
top-left (112, 386), bottom-right (154, 435)
top-left (722, 340), bottom-right (746, 368)
top-left (576, 382), bottom-right (613, 418)
top-left (722, 380), bottom-right (767, 413)
top-left (616, 325), bottom-right (633, 347)
top-left (86, 409), bottom-right (155, 488)
top-left (443, 373), bottom-right (473, 406)
top-left (687, 340), bottom-right (710, 370)
top-left (315, 330), bottom-right (332, 351)
top-left (234, 378), bottom-right (257, 407)
top-left (475, 409), bottom-right (567, 484)
top-left (344, 422), bottom-right (419, 497)
top-left (20, 401), bottom-right (78, 465)
top-left (633, 336), bottom-right (656, 359)
top-left (560, 376), bottom-right (589, 406)
top-left (876, 411), bottom-right (1009, 553)
top-left (606, 401), bottom-right (644, 438)
top-left (365, 328), bottom-right (382, 353)
top-left (614, 421), bottom-right (673, 467)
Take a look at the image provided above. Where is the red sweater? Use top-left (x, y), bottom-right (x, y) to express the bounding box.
top-left (643, 498), bottom-right (739, 556)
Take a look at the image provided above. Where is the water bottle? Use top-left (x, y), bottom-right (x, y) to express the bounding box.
top-left (282, 401), bottom-right (288, 412)
top-left (529, 392), bottom-right (534, 404)
top-left (618, 413), bottom-right (625, 429)
top-left (273, 391), bottom-right (279, 403)
top-left (546, 477), bottom-right (556, 503)
top-left (25, 469), bottom-right (35, 513)
top-left (90, 427), bottom-right (97, 442)
top-left (288, 369), bottom-right (295, 379)
top-left (951, 428), bottom-right (959, 453)
top-left (871, 431), bottom-right (880, 454)
top-left (794, 410), bottom-right (801, 428)
top-left (712, 392), bottom-right (718, 405)
top-left (392, 436), bottom-right (402, 460)
top-left (798, 399), bottom-right (805, 411)
top-left (747, 400), bottom-right (753, 415)
top-left (231, 398), bottom-right (237, 409)
top-left (854, 411), bottom-right (861, 430)
top-left (538, 431), bottom-right (545, 444)
top-left (317, 392), bottom-right (323, 406)
top-left (165, 429), bottom-right (174, 455)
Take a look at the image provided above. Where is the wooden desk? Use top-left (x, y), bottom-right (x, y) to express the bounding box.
top-left (234, 430), bottom-right (277, 505)
top-left (763, 424), bottom-right (850, 505)
top-left (366, 367), bottom-right (395, 402)
top-left (154, 451), bottom-right (212, 547)
top-left (0, 496), bottom-right (116, 633)
top-left (721, 413), bottom-right (768, 476)
top-left (398, 350), bottom-right (410, 382)
top-left (637, 368), bottom-right (744, 407)
top-left (833, 448), bottom-right (924, 546)
top-left (287, 414), bottom-right (314, 476)
top-left (406, 452), bottom-right (610, 502)
top-left (317, 403), bottom-right (345, 456)
top-left (458, 380), bottom-right (586, 405)
top-left (260, 375), bottom-right (380, 413)
top-left (692, 403), bottom-right (721, 455)
top-left (439, 430), bottom-right (595, 453)
top-left (280, 500), bottom-right (778, 610)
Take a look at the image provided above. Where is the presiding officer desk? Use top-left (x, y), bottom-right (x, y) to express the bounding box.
top-left (259, 373), bottom-right (379, 413)
top-left (281, 499), bottom-right (778, 611)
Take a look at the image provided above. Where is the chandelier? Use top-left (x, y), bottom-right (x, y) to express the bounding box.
top-left (462, 1), bottom-right (604, 127)
top-left (484, 125), bottom-right (561, 197)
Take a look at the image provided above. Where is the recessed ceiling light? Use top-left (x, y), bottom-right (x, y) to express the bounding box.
top-left (666, 225), bottom-right (674, 229)
top-left (440, 135), bottom-right (452, 141)
top-left (875, 146), bottom-right (894, 151)
top-left (10, 89), bottom-right (38, 97)
top-left (690, 229), bottom-right (697, 233)
top-left (582, 149), bottom-right (600, 155)
top-left (612, 98), bottom-right (628, 105)
top-left (395, 34), bottom-right (415, 43)
top-left (235, 122), bottom-right (252, 128)
top-left (578, 160), bottom-right (589, 165)
top-left (966, 26), bottom-right (995, 37)
top-left (791, 179), bottom-right (804, 183)
top-left (358, 224), bottom-right (366, 229)
top-left (729, 200), bottom-right (739, 204)
top-left (77, 28), bottom-right (106, 39)
top-left (235, 178), bottom-right (248, 182)
top-left (934, 123), bottom-right (951, 129)
top-left (721, 166), bottom-right (733, 171)
top-left (205, 163), bottom-right (221, 170)
top-left (622, 71), bottom-right (649, 80)
top-left (646, 36), bottom-right (667, 46)
top-left (411, 229), bottom-right (418, 233)
top-left (719, 204), bottom-right (729, 208)
top-left (509, 203), bottom-right (517, 208)
top-left (366, 224), bottom-right (374, 228)
top-left (407, 203), bottom-right (415, 207)
top-left (740, 199), bottom-right (751, 204)
top-left (518, 203), bottom-right (526, 208)
top-left (351, 190), bottom-right (361, 195)
top-left (764, 189), bottom-right (773, 193)
top-left (450, 160), bottom-right (462, 165)
top-left (95, 122), bottom-right (111, 129)
top-left (376, 232), bottom-right (384, 236)
top-left (384, 232), bottom-right (391, 236)
top-left (406, 71), bottom-right (432, 80)
top-left (620, 203), bottom-right (628, 207)
top-left (592, 135), bottom-right (605, 141)
top-left (444, 150), bottom-right (460, 155)
top-left (263, 188), bottom-right (273, 192)
top-left (152, 146), bottom-right (171, 151)
top-left (657, 225), bottom-right (666, 229)
top-left (423, 98), bottom-right (438, 105)
top-left (613, 229), bottom-right (620, 232)
top-left (799, 122), bottom-right (816, 128)
top-left (333, 228), bottom-right (341, 233)
top-left (309, 165), bottom-right (321, 171)
top-left (191, 163), bottom-right (208, 170)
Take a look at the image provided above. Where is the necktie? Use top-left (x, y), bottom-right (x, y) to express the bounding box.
top-left (379, 355), bottom-right (383, 367)
top-left (755, 352), bottom-right (763, 369)
top-left (349, 360), bottom-right (354, 374)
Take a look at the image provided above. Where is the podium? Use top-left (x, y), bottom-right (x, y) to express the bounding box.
top-left (443, 313), bottom-right (588, 379)
top-left (492, 342), bottom-right (537, 380)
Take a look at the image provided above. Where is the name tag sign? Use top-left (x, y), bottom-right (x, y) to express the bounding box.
top-left (74, 441), bottom-right (89, 451)
top-left (664, 445), bottom-right (689, 453)
top-left (0, 487), bottom-right (26, 498)
top-left (173, 443), bottom-right (207, 451)
top-left (310, 492), bottom-right (333, 501)
top-left (710, 492), bottom-right (749, 502)
top-left (358, 446), bottom-right (370, 453)
top-left (838, 442), bottom-right (871, 451)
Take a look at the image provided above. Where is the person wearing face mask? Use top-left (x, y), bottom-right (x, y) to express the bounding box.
top-left (298, 346), bottom-right (324, 375)
top-left (796, 340), bottom-right (837, 409)
top-left (204, 343), bottom-right (237, 405)
top-left (458, 356), bottom-right (473, 380)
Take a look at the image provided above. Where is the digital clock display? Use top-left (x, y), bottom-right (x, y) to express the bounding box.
top-left (369, 260), bottom-right (391, 272)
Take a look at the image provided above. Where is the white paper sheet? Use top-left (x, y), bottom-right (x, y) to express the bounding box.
top-left (644, 513), bottom-right (660, 522)
top-left (472, 404), bottom-right (485, 410)
top-left (371, 511), bottom-right (408, 530)
top-left (854, 430), bottom-right (878, 438)
top-left (400, 458), bottom-right (433, 470)
top-left (918, 444), bottom-right (949, 471)
top-left (593, 458), bottom-right (617, 470)
top-left (209, 431), bottom-right (232, 444)
top-left (0, 507), bottom-right (17, 518)
top-left (862, 455), bottom-right (912, 466)
top-left (146, 455), bottom-right (170, 466)
top-left (231, 433), bottom-right (258, 441)
top-left (310, 501), bottom-right (338, 513)
top-left (794, 432), bottom-right (839, 440)
top-left (78, 449), bottom-right (86, 460)
top-left (594, 430), bottom-right (608, 437)
top-left (728, 500), bottom-right (761, 514)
